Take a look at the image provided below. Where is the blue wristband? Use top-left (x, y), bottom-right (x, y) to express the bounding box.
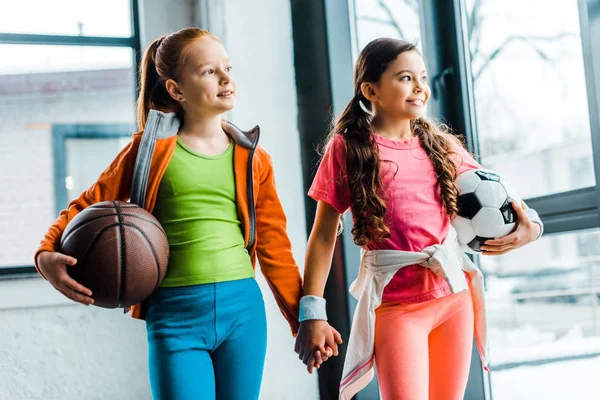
top-left (299, 295), bottom-right (328, 322)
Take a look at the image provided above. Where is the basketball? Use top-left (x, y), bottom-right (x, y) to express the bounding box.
top-left (59, 201), bottom-right (169, 309)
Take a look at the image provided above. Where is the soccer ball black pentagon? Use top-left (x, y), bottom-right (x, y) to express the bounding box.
top-left (452, 169), bottom-right (522, 252)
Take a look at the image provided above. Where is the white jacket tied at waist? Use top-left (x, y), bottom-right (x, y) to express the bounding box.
top-left (339, 227), bottom-right (489, 400)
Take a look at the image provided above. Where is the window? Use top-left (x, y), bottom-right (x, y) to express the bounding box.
top-left (464, 0), bottom-right (593, 199)
top-left (52, 125), bottom-right (133, 216)
top-left (0, 0), bottom-right (132, 37)
top-left (353, 0), bottom-right (422, 52)
top-left (480, 229), bottom-right (600, 399)
top-left (462, 0), bottom-right (600, 398)
top-left (0, 1), bottom-right (140, 274)
top-left (576, 230), bottom-right (600, 258)
top-left (569, 156), bottom-right (594, 189)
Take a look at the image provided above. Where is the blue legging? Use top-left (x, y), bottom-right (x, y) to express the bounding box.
top-left (145, 278), bottom-right (267, 400)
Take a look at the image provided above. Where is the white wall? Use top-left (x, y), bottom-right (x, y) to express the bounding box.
top-left (139, 0), bottom-right (196, 47)
top-left (0, 293), bottom-right (150, 400)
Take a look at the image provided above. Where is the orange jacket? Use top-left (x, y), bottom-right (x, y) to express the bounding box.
top-left (34, 116), bottom-right (302, 335)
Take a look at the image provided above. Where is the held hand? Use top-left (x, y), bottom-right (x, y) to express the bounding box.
top-left (481, 201), bottom-right (541, 256)
top-left (37, 251), bottom-right (94, 306)
top-left (294, 320), bottom-right (343, 373)
top-left (309, 326), bottom-right (343, 372)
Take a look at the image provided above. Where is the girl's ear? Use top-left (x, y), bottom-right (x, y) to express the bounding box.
top-left (165, 79), bottom-right (183, 102)
top-left (360, 82), bottom-right (378, 103)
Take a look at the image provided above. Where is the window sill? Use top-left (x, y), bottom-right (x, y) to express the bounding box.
top-left (0, 275), bottom-right (73, 310)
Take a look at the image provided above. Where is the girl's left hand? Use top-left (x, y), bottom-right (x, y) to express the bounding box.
top-left (295, 321), bottom-right (342, 373)
top-left (480, 201), bottom-right (541, 256)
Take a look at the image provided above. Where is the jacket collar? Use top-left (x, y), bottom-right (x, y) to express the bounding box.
top-left (148, 109), bottom-right (259, 150)
top-left (222, 120), bottom-right (259, 150)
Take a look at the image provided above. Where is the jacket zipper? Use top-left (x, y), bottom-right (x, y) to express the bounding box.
top-left (246, 133), bottom-right (259, 251)
top-left (139, 113), bottom-right (161, 208)
top-left (124, 112), bottom-right (161, 314)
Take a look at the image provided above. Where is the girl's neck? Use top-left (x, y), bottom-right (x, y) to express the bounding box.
top-left (372, 117), bottom-right (414, 141)
top-left (178, 113), bottom-right (224, 139)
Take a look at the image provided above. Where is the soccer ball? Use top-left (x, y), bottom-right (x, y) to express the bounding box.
top-left (452, 169), bottom-right (522, 253)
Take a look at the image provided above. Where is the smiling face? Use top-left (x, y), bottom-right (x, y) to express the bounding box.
top-left (166, 36), bottom-right (236, 117)
top-left (363, 49), bottom-right (431, 120)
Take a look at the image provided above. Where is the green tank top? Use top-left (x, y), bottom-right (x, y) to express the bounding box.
top-left (153, 136), bottom-right (254, 287)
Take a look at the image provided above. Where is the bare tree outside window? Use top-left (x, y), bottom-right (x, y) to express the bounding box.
top-left (356, 0), bottom-right (593, 199)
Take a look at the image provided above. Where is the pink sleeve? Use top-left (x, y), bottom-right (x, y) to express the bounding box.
top-left (444, 134), bottom-right (483, 174)
top-left (308, 135), bottom-right (351, 214)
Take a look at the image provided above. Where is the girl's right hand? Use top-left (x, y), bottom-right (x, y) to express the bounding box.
top-left (295, 320), bottom-right (342, 373)
top-left (37, 251), bottom-right (94, 306)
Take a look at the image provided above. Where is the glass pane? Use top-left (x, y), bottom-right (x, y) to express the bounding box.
top-left (464, 0), bottom-right (594, 199)
top-left (0, 45), bottom-right (135, 268)
top-left (353, 0), bottom-right (422, 52)
top-left (481, 229), bottom-right (600, 399)
top-left (0, 44), bottom-right (132, 74)
top-left (1, 0), bottom-right (131, 37)
top-left (352, 0), bottom-right (428, 121)
top-left (65, 138), bottom-right (130, 208)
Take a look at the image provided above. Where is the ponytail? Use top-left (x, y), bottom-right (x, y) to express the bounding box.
top-left (323, 93), bottom-right (390, 247)
top-left (137, 37), bottom-right (175, 130)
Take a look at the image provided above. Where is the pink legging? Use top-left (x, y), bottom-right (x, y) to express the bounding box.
top-left (374, 291), bottom-right (474, 400)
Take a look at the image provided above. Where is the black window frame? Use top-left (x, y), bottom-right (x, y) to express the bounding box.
top-left (0, 0), bottom-right (142, 277)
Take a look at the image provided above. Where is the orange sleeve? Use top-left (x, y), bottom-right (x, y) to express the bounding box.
top-left (34, 136), bottom-right (140, 279)
top-left (254, 149), bottom-right (303, 336)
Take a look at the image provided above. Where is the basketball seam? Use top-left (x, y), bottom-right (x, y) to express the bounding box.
top-left (76, 224), bottom-right (121, 300)
top-left (118, 213), bottom-right (167, 237)
top-left (76, 225), bottom-right (115, 269)
top-left (62, 212), bottom-right (166, 245)
top-left (115, 201), bottom-right (126, 309)
top-left (61, 214), bottom-right (117, 245)
top-left (121, 223), bottom-right (162, 291)
top-left (89, 205), bottom-right (139, 209)
top-left (68, 221), bottom-right (162, 308)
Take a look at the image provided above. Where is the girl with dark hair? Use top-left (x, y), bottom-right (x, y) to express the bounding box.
top-left (34, 27), bottom-right (339, 400)
top-left (295, 38), bottom-right (543, 399)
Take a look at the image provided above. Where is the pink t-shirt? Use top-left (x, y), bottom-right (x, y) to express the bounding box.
top-left (308, 132), bottom-right (482, 303)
